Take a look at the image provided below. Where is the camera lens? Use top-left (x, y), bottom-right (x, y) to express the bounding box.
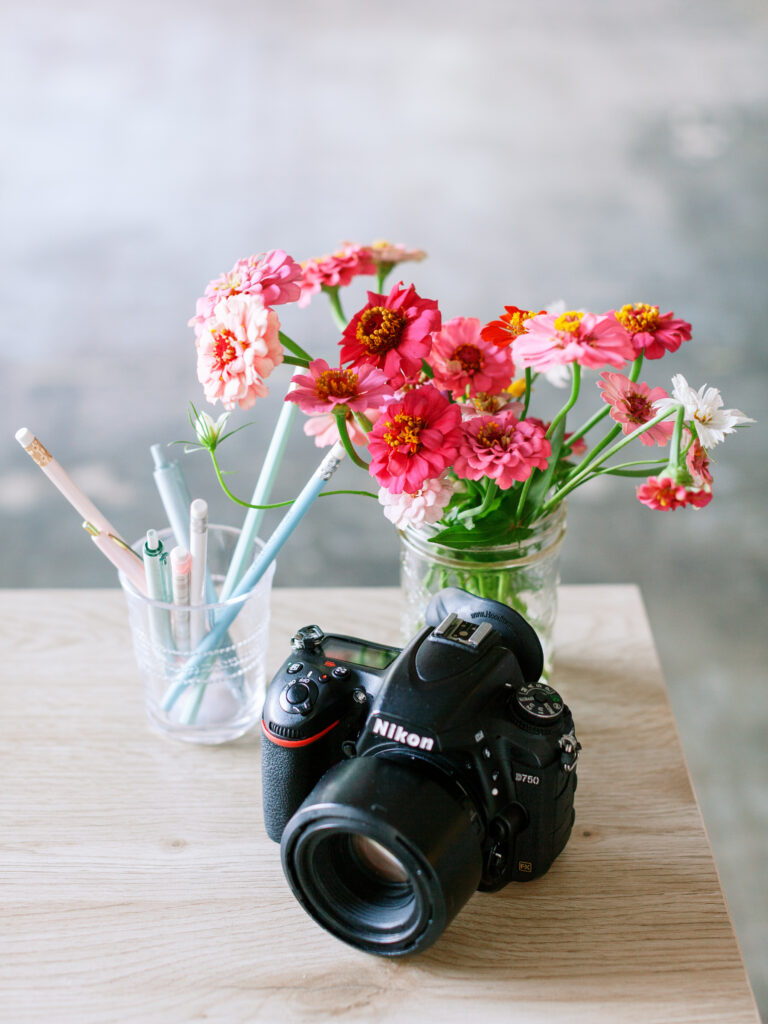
top-left (350, 835), bottom-right (410, 884)
top-left (281, 757), bottom-right (483, 956)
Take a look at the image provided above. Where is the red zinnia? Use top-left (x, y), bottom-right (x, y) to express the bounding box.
top-left (340, 282), bottom-right (441, 387)
top-left (636, 474), bottom-right (712, 510)
top-left (481, 305), bottom-right (545, 348)
top-left (367, 385), bottom-right (462, 494)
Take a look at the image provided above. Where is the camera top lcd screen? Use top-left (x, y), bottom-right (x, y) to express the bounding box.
top-left (323, 638), bottom-right (399, 671)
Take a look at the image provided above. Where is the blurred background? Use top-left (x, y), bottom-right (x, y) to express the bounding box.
top-left (1, 0), bottom-right (766, 1013)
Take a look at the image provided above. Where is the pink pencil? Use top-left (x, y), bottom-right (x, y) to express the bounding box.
top-left (15, 427), bottom-right (147, 594)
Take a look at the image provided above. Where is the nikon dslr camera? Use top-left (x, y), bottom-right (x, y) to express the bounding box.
top-left (262, 587), bottom-right (580, 956)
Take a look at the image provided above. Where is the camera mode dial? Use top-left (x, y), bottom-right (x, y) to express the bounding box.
top-left (279, 677), bottom-right (319, 715)
top-left (514, 683), bottom-right (564, 724)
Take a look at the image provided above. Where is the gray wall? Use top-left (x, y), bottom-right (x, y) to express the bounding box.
top-left (2, 0), bottom-right (766, 1015)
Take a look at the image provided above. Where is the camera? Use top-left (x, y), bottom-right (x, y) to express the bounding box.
top-left (261, 587), bottom-right (580, 956)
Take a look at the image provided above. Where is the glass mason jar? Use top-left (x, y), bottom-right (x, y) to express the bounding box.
top-left (399, 503), bottom-right (566, 678)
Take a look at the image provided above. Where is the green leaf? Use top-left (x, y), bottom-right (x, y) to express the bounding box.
top-left (519, 417), bottom-right (566, 523)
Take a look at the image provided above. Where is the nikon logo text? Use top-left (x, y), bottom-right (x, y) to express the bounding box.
top-left (371, 717), bottom-right (434, 751)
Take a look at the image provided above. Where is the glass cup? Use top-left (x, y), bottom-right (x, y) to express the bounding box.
top-left (120, 525), bottom-right (275, 744)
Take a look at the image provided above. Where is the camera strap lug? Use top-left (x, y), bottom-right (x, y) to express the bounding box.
top-left (558, 731), bottom-right (581, 773)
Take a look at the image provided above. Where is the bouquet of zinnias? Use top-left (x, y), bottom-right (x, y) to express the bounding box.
top-left (188, 241), bottom-right (752, 547)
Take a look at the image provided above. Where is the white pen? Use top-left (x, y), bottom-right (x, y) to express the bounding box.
top-left (170, 546), bottom-right (191, 651)
top-left (189, 499), bottom-right (208, 647)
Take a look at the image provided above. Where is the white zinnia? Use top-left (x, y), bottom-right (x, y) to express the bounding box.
top-left (654, 373), bottom-right (753, 448)
top-left (378, 474), bottom-right (455, 530)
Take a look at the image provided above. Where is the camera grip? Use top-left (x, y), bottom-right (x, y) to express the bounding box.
top-left (261, 721), bottom-right (354, 842)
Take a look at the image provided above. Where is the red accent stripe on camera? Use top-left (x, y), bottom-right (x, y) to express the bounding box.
top-left (261, 719), bottom-right (340, 748)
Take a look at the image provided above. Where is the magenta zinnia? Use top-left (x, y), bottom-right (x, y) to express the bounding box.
top-left (341, 282), bottom-right (441, 387)
top-left (636, 474), bottom-right (712, 510)
top-left (612, 303), bottom-right (692, 360)
top-left (454, 411), bottom-right (551, 489)
top-left (598, 372), bottom-right (674, 446)
top-left (286, 359), bottom-right (392, 415)
top-left (368, 385), bottom-right (462, 494)
top-left (429, 317), bottom-right (516, 399)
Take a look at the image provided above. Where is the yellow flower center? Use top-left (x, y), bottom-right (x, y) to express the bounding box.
top-left (501, 308), bottom-right (537, 338)
top-left (357, 306), bottom-right (406, 355)
top-left (554, 311), bottom-right (584, 333)
top-left (383, 412), bottom-right (425, 453)
top-left (615, 303), bottom-right (660, 334)
top-left (314, 368), bottom-right (360, 403)
top-left (476, 420), bottom-right (513, 450)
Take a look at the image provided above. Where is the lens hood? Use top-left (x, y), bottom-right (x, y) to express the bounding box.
top-left (280, 756), bottom-right (483, 956)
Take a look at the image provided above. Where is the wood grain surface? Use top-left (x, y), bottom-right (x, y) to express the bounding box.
top-left (0, 586), bottom-right (760, 1023)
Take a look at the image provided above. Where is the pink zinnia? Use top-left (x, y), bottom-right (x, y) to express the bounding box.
top-left (286, 359), bottom-right (392, 416)
top-left (196, 295), bottom-right (283, 410)
top-left (190, 250), bottom-right (302, 335)
top-left (685, 431), bottom-right (713, 486)
top-left (598, 372), bottom-right (674, 446)
top-left (368, 385), bottom-right (462, 495)
top-left (612, 303), bottom-right (692, 360)
top-left (378, 473), bottom-right (455, 530)
top-left (454, 411), bottom-right (551, 489)
top-left (636, 475), bottom-right (712, 510)
top-left (512, 311), bottom-right (634, 372)
top-left (298, 243), bottom-right (377, 308)
top-left (340, 282), bottom-right (441, 387)
top-left (429, 317), bottom-right (516, 399)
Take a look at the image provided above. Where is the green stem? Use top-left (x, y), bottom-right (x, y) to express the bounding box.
top-left (521, 368), bottom-right (533, 420)
top-left (539, 405), bottom-right (683, 514)
top-left (324, 286), bottom-right (348, 332)
top-left (354, 410), bottom-right (373, 433)
top-left (320, 489), bottom-right (378, 499)
top-left (546, 364), bottom-right (581, 439)
top-left (376, 264), bottom-right (393, 292)
top-left (278, 330), bottom-right (312, 362)
top-left (335, 412), bottom-right (369, 469)
top-left (457, 479), bottom-right (498, 522)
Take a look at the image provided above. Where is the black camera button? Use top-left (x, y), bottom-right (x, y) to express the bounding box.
top-left (286, 682), bottom-right (311, 705)
top-left (287, 662), bottom-right (304, 675)
top-left (332, 665), bottom-right (351, 680)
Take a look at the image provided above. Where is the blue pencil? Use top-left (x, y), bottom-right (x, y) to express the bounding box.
top-left (161, 442), bottom-right (346, 712)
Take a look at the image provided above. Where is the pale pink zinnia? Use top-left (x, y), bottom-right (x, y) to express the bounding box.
top-left (340, 282), bottom-right (441, 388)
top-left (429, 317), bottom-right (516, 399)
top-left (190, 250), bottom-right (302, 335)
top-left (286, 359), bottom-right (392, 416)
top-left (512, 311), bottom-right (634, 372)
top-left (598, 372), bottom-right (674, 446)
top-left (367, 240), bottom-right (427, 266)
top-left (454, 411), bottom-right (551, 489)
top-left (303, 409), bottom-right (379, 449)
top-left (612, 303), bottom-right (692, 360)
top-left (378, 473), bottom-right (455, 530)
top-left (298, 243), bottom-right (377, 308)
top-left (196, 295), bottom-right (283, 410)
top-left (368, 385), bottom-right (462, 494)
top-left (636, 474), bottom-right (712, 510)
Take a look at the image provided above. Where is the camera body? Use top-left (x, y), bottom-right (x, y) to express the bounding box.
top-left (262, 588), bottom-right (580, 953)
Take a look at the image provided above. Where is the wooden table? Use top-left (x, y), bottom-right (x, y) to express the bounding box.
top-left (0, 587), bottom-right (760, 1023)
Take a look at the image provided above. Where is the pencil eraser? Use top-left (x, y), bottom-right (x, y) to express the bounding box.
top-left (190, 498), bottom-right (208, 519)
top-left (15, 427), bottom-right (34, 448)
top-left (170, 547), bottom-right (192, 574)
